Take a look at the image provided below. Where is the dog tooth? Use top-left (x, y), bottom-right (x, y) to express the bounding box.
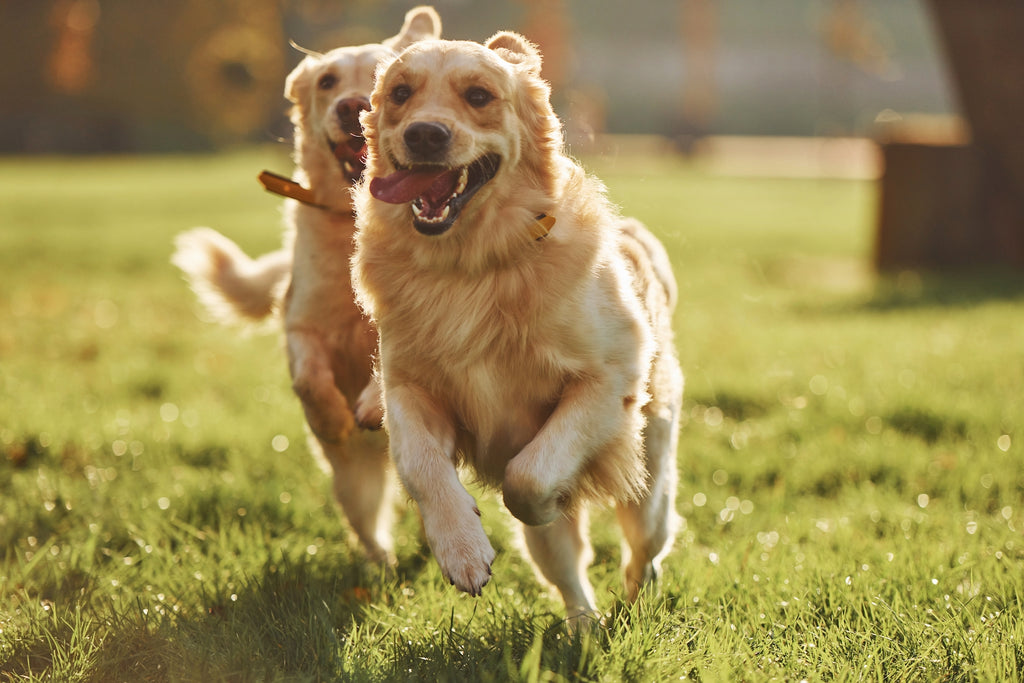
top-left (441, 204), bottom-right (450, 220)
top-left (455, 167), bottom-right (468, 194)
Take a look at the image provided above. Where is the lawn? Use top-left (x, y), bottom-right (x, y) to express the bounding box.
top-left (1, 147), bottom-right (1023, 681)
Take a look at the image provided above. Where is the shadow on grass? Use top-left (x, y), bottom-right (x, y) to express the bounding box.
top-left (863, 268), bottom-right (1024, 311)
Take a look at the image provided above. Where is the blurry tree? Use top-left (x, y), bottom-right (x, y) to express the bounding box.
top-left (876, 0), bottom-right (1024, 269)
top-left (677, 0), bottom-right (717, 149)
top-left (0, 0), bottom-right (286, 152)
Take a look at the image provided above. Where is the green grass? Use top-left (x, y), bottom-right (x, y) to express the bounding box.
top-left (2, 148), bottom-right (1023, 681)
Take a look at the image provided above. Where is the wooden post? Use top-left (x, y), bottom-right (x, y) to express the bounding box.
top-left (875, 0), bottom-right (1024, 269)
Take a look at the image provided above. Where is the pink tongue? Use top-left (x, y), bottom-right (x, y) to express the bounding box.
top-left (370, 167), bottom-right (458, 205)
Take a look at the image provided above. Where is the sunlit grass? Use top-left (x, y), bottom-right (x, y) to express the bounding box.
top-left (2, 149), bottom-right (1023, 681)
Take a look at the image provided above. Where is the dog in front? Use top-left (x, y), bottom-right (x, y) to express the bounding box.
top-left (352, 33), bottom-right (683, 616)
top-left (172, 7), bottom-right (442, 564)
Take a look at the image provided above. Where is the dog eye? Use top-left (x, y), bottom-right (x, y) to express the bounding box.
top-left (317, 74), bottom-right (337, 91)
top-left (464, 87), bottom-right (494, 108)
top-left (390, 84), bottom-right (412, 105)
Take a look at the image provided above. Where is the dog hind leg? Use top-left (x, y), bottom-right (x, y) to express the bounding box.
top-left (616, 401), bottom-right (680, 602)
top-left (314, 432), bottom-right (395, 564)
top-left (520, 511), bottom-right (598, 620)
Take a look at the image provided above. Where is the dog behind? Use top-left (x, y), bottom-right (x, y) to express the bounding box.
top-left (172, 7), bottom-right (442, 563)
top-left (352, 33), bottom-right (682, 616)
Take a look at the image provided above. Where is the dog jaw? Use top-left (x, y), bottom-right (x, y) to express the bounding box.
top-left (369, 153), bottom-right (501, 235)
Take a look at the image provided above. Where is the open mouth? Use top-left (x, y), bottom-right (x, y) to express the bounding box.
top-left (368, 153), bottom-right (501, 235)
top-left (330, 134), bottom-right (368, 184)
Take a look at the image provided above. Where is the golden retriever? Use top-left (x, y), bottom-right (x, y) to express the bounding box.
top-left (172, 6), bottom-right (442, 564)
top-left (352, 33), bottom-right (683, 617)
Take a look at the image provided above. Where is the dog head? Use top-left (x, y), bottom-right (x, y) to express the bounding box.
top-left (362, 32), bottom-right (563, 236)
top-left (285, 6), bottom-right (442, 185)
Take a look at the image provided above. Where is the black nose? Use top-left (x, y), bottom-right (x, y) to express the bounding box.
top-left (404, 121), bottom-right (451, 160)
top-left (336, 97), bottom-right (370, 135)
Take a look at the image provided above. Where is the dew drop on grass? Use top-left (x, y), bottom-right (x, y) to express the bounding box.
top-left (157, 497), bottom-right (170, 510)
top-left (160, 403), bottom-right (179, 422)
top-left (848, 397), bottom-right (865, 416)
top-left (692, 492), bottom-right (707, 507)
top-left (271, 434), bottom-right (289, 452)
top-left (917, 493), bottom-right (929, 508)
top-left (704, 406), bottom-right (724, 427)
top-left (997, 434), bottom-right (1011, 452)
top-left (865, 416), bottom-right (883, 434)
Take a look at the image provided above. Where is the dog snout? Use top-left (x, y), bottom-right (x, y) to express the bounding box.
top-left (403, 121), bottom-right (451, 161)
top-left (336, 97), bottom-right (370, 135)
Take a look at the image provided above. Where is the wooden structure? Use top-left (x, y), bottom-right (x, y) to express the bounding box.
top-left (875, 0), bottom-right (1024, 269)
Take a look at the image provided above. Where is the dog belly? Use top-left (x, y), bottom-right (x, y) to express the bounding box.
top-left (452, 366), bottom-right (556, 485)
top-left (461, 417), bottom-right (540, 484)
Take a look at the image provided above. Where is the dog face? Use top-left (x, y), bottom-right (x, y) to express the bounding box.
top-left (285, 6), bottom-right (442, 184)
top-left (363, 32), bottom-right (561, 235)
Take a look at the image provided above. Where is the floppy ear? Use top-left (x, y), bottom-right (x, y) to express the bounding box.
top-left (284, 56), bottom-right (314, 105)
top-left (485, 31), bottom-right (542, 74)
top-left (383, 6), bottom-right (442, 52)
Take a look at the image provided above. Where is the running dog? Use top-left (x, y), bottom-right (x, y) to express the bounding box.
top-left (351, 33), bottom-right (683, 616)
top-left (172, 6), bottom-right (442, 564)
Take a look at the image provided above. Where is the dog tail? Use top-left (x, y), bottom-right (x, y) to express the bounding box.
top-left (172, 227), bottom-right (290, 324)
top-left (619, 218), bottom-right (678, 312)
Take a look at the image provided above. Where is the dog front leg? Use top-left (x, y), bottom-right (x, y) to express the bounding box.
top-left (387, 384), bottom-right (496, 595)
top-left (287, 328), bottom-right (355, 444)
top-left (504, 373), bottom-right (644, 526)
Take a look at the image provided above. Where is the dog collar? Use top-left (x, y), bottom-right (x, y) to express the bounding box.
top-left (531, 213), bottom-right (555, 240)
top-left (258, 170), bottom-right (353, 216)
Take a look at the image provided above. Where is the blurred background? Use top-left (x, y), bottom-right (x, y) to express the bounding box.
top-left (2, 0), bottom-right (1022, 268)
top-left (0, 0), bottom-right (953, 151)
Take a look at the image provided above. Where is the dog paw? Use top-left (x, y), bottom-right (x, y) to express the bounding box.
top-left (354, 379), bottom-right (385, 430)
top-left (564, 607), bottom-right (606, 636)
top-left (422, 505), bottom-right (496, 596)
top-left (624, 559), bottom-right (659, 603)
